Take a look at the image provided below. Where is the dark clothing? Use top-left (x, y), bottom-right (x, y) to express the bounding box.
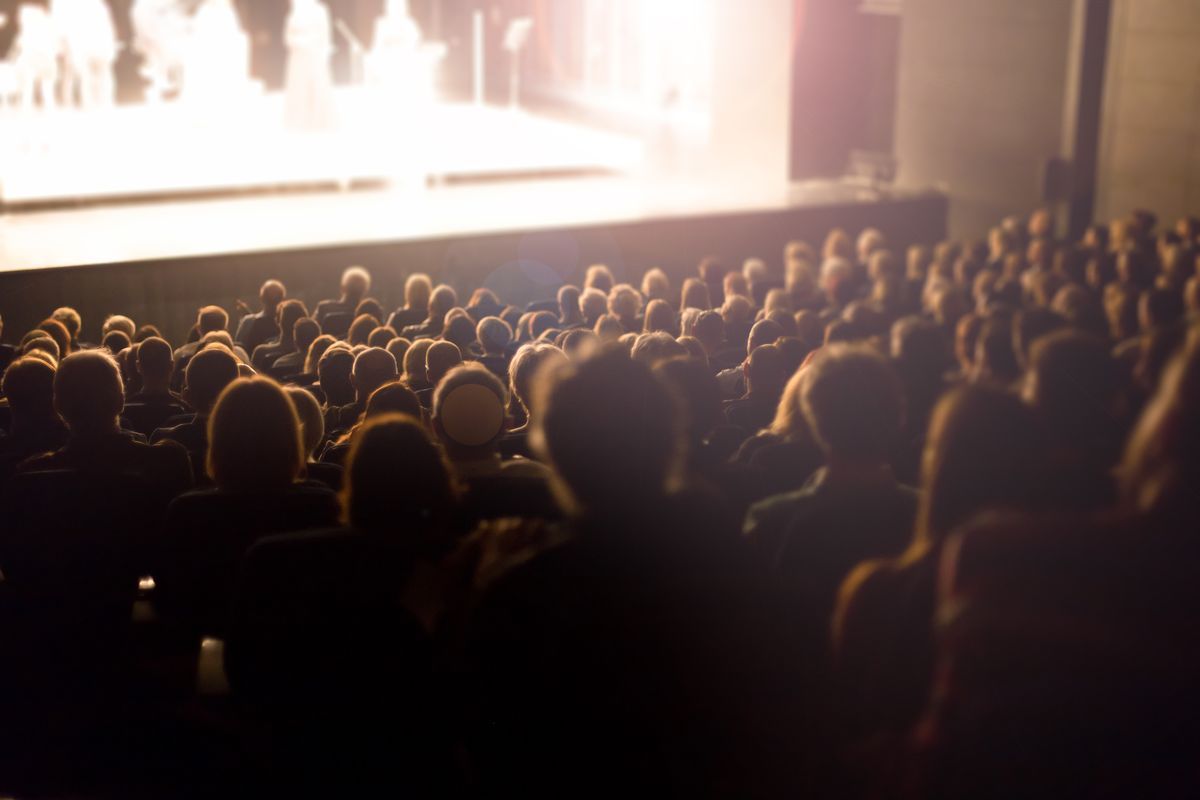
top-left (156, 483), bottom-right (340, 635)
top-left (325, 401), bottom-right (364, 435)
top-left (716, 365), bottom-right (746, 400)
top-left (251, 339), bottom-right (295, 373)
top-left (0, 343), bottom-right (15, 377)
top-left (401, 319), bottom-right (443, 341)
top-left (152, 415), bottom-right (210, 485)
top-left (386, 306), bottom-right (426, 332)
top-left (0, 416), bottom-right (70, 484)
top-left (479, 353), bottom-right (510, 382)
top-left (734, 433), bottom-right (825, 498)
top-left (122, 390), bottom-right (188, 439)
top-left (19, 431), bottom-right (193, 499)
top-left (268, 349), bottom-right (306, 379)
top-left (744, 466), bottom-right (918, 633)
top-left (724, 393), bottom-right (778, 434)
top-left (234, 310), bottom-right (280, 355)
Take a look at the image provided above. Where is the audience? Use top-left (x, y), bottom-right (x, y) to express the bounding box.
top-left (3, 206), bottom-right (1200, 796)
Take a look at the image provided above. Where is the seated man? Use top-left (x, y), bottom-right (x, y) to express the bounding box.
top-left (0, 356), bottom-right (69, 485)
top-left (315, 266), bottom-right (372, 338)
top-left (415, 340), bottom-right (462, 410)
top-left (20, 350), bottom-right (193, 497)
top-left (152, 346), bottom-right (241, 484)
top-left (251, 299), bottom-right (309, 373)
top-left (401, 284), bottom-right (457, 341)
top-left (326, 347), bottom-right (398, 434)
top-left (716, 319), bottom-right (782, 399)
top-left (724, 343), bottom-right (788, 435)
top-left (266, 316), bottom-right (320, 380)
top-left (123, 337), bottom-right (188, 437)
top-left (235, 279), bottom-right (286, 354)
top-left (744, 343), bottom-right (917, 636)
top-left (386, 273), bottom-right (432, 332)
top-left (172, 305), bottom-right (230, 391)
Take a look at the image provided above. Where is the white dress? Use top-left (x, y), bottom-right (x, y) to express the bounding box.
top-left (283, 1), bottom-right (336, 130)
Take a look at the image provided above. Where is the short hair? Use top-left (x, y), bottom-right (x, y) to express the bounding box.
top-left (531, 349), bottom-right (681, 510)
top-left (748, 319), bottom-right (783, 353)
top-left (721, 294), bottom-right (753, 326)
top-left (184, 346), bottom-right (240, 414)
top-left (744, 342), bottom-right (788, 396)
top-left (557, 285), bottom-right (582, 318)
top-left (102, 314), bottom-right (136, 340)
top-left (365, 381), bottom-right (423, 421)
top-left (285, 385), bottom-right (325, 458)
top-left (801, 344), bottom-right (903, 459)
top-left (54, 350), bottom-right (125, 431)
top-left (341, 414), bottom-right (456, 533)
top-left (136, 336), bottom-right (173, 379)
top-left (529, 311), bottom-right (558, 341)
top-left (352, 347), bottom-right (400, 398)
top-left (631, 331), bottom-right (688, 366)
top-left (348, 313), bottom-right (380, 346)
top-left (51, 307), bottom-right (82, 340)
top-left (197, 305), bottom-right (229, 334)
top-left (641, 268), bottom-right (670, 303)
top-left (342, 265), bottom-right (372, 298)
top-left (207, 378), bottom-right (304, 490)
top-left (443, 315), bottom-right (478, 352)
top-left (425, 340), bottom-right (463, 387)
top-left (38, 318), bottom-right (71, 357)
top-left (477, 316), bottom-right (513, 354)
top-left (432, 363), bottom-right (509, 450)
top-left (559, 328), bottom-right (597, 359)
top-left (133, 324), bottom-right (162, 343)
top-left (100, 332), bottom-right (129, 356)
top-left (594, 314), bottom-right (624, 341)
top-left (405, 273), bottom-right (433, 309)
top-left (584, 264), bottom-right (615, 295)
top-left (385, 336), bottom-right (411, 368)
top-left (305, 334), bottom-right (337, 375)
top-left (355, 298), bottom-right (385, 323)
top-left (1140, 287), bottom-right (1185, 333)
top-left (2, 356), bottom-right (56, 418)
top-left (200, 330), bottom-right (236, 352)
top-left (579, 288), bottom-right (609, 324)
top-left (260, 279), bottom-right (286, 306)
top-left (402, 339), bottom-right (434, 386)
top-left (366, 325), bottom-right (397, 350)
top-left (429, 285), bottom-right (459, 318)
top-left (1026, 330), bottom-right (1121, 439)
top-left (318, 346), bottom-right (356, 406)
top-left (608, 284), bottom-right (643, 322)
top-left (294, 318), bottom-right (322, 352)
top-left (509, 343), bottom-right (567, 414)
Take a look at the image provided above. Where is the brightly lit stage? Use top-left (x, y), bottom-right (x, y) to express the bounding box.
top-left (0, 90), bottom-right (644, 207)
top-left (0, 172), bottom-right (947, 345)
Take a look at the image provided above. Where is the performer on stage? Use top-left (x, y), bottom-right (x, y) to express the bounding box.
top-left (131, 0), bottom-right (192, 101)
top-left (367, 0), bottom-right (422, 98)
top-left (283, 0), bottom-right (335, 130)
top-left (12, 5), bottom-right (59, 110)
top-left (52, 0), bottom-right (118, 109)
top-left (183, 0), bottom-right (251, 108)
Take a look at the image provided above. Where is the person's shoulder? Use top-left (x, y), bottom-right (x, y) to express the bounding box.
top-left (498, 457), bottom-right (550, 480)
top-left (14, 451), bottom-right (63, 474)
top-left (746, 485), bottom-right (815, 524)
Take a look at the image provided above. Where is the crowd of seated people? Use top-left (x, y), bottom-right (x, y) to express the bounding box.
top-left (1, 206), bottom-right (1200, 796)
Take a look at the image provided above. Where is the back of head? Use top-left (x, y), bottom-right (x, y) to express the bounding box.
top-left (748, 318), bottom-right (783, 353)
top-left (403, 338), bottom-right (433, 386)
top-left (892, 316), bottom-right (950, 377)
top-left (290, 318), bottom-right (320, 353)
top-left (342, 414), bottom-right (457, 534)
top-left (1025, 330), bottom-right (1121, 442)
top-left (693, 310), bottom-right (724, 352)
top-left (558, 284), bottom-right (582, 317)
top-left (207, 377), bottom-right (304, 491)
top-left (509, 342), bottom-right (568, 414)
top-left (99, 331), bottom-right (128, 356)
top-left (681, 277), bottom-right (711, 311)
top-left (385, 336), bottom-right (411, 368)
top-left (745, 343), bottom-right (788, 397)
top-left (916, 385), bottom-right (1044, 543)
top-left (655, 355), bottom-right (724, 443)
top-left (136, 336), bottom-right (173, 380)
top-left (2, 356), bottom-right (56, 419)
top-left (352, 347), bottom-right (400, 400)
top-left (365, 381), bottom-right (423, 421)
top-left (584, 264), bottom-right (615, 295)
top-left (347, 313), bottom-right (379, 346)
top-left (305, 334), bottom-right (337, 375)
top-left (55, 350), bottom-right (125, 433)
top-left (801, 343), bottom-right (903, 461)
top-left (184, 346), bottom-right (241, 416)
top-left (477, 316), bottom-right (513, 355)
top-left (425, 340), bottom-right (463, 387)
top-left (260, 279), bottom-right (286, 307)
top-left (38, 318), bottom-right (72, 358)
top-left (432, 363), bottom-right (509, 456)
top-left (103, 314), bottom-right (136, 340)
top-left (197, 305), bottom-right (229, 335)
top-left (429, 285), bottom-right (458, 318)
top-left (643, 298), bottom-right (675, 333)
top-left (532, 349), bottom-right (681, 512)
top-left (443, 315), bottom-right (478, 352)
top-left (285, 385), bottom-right (325, 458)
top-left (405, 273), bottom-right (433, 310)
top-left (342, 265), bottom-right (372, 301)
top-left (51, 306), bottom-right (82, 341)
top-left (630, 331), bottom-right (688, 366)
top-left (318, 346), bottom-right (356, 406)
top-left (641, 267), bottom-right (670, 303)
top-left (721, 294), bottom-right (753, 326)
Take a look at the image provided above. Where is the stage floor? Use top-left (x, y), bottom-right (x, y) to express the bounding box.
top-left (0, 90), bottom-right (643, 207)
top-left (0, 175), bottom-right (932, 275)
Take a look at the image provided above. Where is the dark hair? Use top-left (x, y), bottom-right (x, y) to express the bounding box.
top-left (2, 356), bottom-right (56, 418)
top-left (348, 313), bottom-right (380, 346)
top-left (801, 344), bottom-right (903, 460)
top-left (184, 346), bottom-right (240, 414)
top-left (366, 325), bottom-right (396, 350)
top-left (136, 336), bottom-right (173, 378)
top-left (207, 377), bottom-right (304, 491)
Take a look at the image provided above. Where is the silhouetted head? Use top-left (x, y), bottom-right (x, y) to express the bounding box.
top-left (801, 344), bottom-right (903, 464)
top-left (425, 340), bottom-right (463, 388)
top-left (367, 325), bottom-right (397, 350)
top-left (136, 336), bottom-right (174, 384)
top-left (285, 385), bottom-right (325, 459)
top-left (402, 339), bottom-right (433, 389)
top-left (208, 377), bottom-right (304, 491)
top-left (432, 364), bottom-right (510, 461)
top-left (348, 313), bottom-right (379, 346)
top-left (477, 316), bottom-right (513, 355)
top-left (631, 331), bottom-right (688, 366)
top-left (352, 347), bottom-right (399, 403)
top-left (641, 268), bottom-right (671, 304)
top-left (260, 279), bottom-right (286, 309)
top-left (405, 273), bottom-right (432, 311)
top-left (37, 318), bottom-right (72, 358)
top-left (183, 346), bottom-right (240, 416)
top-left (2, 356), bottom-right (56, 421)
top-left (584, 264), bottom-right (615, 295)
top-left (341, 266), bottom-right (372, 303)
top-left (54, 350), bottom-right (124, 434)
top-left (509, 343), bottom-right (568, 417)
top-left (643, 298), bottom-right (675, 334)
top-left (365, 381), bottom-right (423, 421)
top-left (196, 305), bottom-right (229, 336)
top-left (318, 346), bottom-right (356, 406)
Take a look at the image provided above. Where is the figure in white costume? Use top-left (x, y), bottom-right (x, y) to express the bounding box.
top-left (368, 0), bottom-right (439, 106)
top-left (52, 0), bottom-right (118, 109)
top-left (132, 0), bottom-right (192, 100)
top-left (183, 0), bottom-right (251, 107)
top-left (12, 5), bottom-right (61, 110)
top-left (283, 0), bottom-right (335, 130)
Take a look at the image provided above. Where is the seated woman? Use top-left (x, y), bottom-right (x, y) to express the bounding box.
top-left (155, 377), bottom-right (339, 636)
top-left (225, 414), bottom-right (459, 745)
